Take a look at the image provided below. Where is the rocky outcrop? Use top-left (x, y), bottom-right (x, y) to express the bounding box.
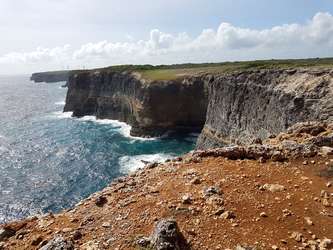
top-left (40, 235), bottom-right (74, 250)
top-left (137, 219), bottom-right (190, 250)
top-left (31, 71), bottom-right (70, 83)
top-left (64, 71), bottom-right (208, 137)
top-left (193, 121), bottom-right (333, 161)
top-left (197, 69), bottom-right (333, 149)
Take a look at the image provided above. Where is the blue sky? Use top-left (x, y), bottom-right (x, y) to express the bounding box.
top-left (1, 0), bottom-right (333, 74)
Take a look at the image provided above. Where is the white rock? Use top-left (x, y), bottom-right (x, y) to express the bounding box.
top-left (102, 222), bottom-right (111, 228)
top-left (304, 217), bottom-right (314, 226)
top-left (320, 146), bottom-right (333, 156)
top-left (263, 184), bottom-right (286, 192)
top-left (319, 238), bottom-right (332, 249)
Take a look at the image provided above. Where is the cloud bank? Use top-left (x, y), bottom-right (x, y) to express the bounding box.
top-left (1, 12), bottom-right (333, 74)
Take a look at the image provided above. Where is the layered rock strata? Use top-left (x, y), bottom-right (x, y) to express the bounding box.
top-left (64, 71), bottom-right (208, 137)
top-left (64, 68), bottom-right (333, 143)
top-left (197, 69), bottom-right (333, 149)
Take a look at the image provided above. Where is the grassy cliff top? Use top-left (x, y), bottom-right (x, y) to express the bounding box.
top-left (33, 58), bottom-right (333, 81)
top-left (102, 57), bottom-right (333, 81)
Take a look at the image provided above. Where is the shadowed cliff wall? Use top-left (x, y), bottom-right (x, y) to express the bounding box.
top-left (64, 71), bottom-right (208, 137)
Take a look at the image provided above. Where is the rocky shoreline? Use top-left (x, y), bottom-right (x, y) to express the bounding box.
top-left (0, 122), bottom-right (332, 249)
top-left (5, 65), bottom-right (332, 249)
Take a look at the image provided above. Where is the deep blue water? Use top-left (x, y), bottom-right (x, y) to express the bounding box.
top-left (0, 75), bottom-right (196, 223)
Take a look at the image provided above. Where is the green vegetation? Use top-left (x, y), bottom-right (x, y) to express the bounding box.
top-left (36, 57), bottom-right (333, 81)
top-left (102, 57), bottom-right (333, 81)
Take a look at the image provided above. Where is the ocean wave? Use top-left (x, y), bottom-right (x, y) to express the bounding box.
top-left (0, 135), bottom-right (10, 155)
top-left (184, 132), bottom-right (200, 143)
top-left (0, 146), bottom-right (9, 155)
top-left (118, 153), bottom-right (172, 173)
top-left (52, 111), bottom-right (73, 119)
top-left (51, 112), bottom-right (157, 141)
top-left (55, 101), bottom-right (65, 106)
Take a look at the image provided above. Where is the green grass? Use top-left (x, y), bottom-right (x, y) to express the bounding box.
top-left (41, 57), bottom-right (333, 81)
top-left (108, 58), bottom-right (333, 81)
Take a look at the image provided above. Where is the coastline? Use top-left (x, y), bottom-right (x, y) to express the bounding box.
top-left (1, 61), bottom-right (333, 249)
top-left (1, 121), bottom-right (332, 249)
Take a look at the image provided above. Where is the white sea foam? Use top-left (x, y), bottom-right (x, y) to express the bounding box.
top-left (55, 148), bottom-right (67, 157)
top-left (184, 132), bottom-right (200, 143)
top-left (52, 111), bottom-right (73, 119)
top-left (81, 116), bottom-right (156, 141)
top-left (51, 112), bottom-right (156, 141)
top-left (0, 146), bottom-right (8, 154)
top-left (0, 135), bottom-right (9, 153)
top-left (118, 153), bottom-right (172, 173)
top-left (55, 101), bottom-right (65, 106)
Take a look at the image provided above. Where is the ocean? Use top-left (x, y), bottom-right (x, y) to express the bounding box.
top-left (0, 75), bottom-right (196, 224)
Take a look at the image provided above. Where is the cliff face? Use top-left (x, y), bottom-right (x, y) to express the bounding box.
top-left (197, 69), bottom-right (333, 149)
top-left (63, 71), bottom-right (208, 137)
top-left (30, 71), bottom-right (70, 83)
top-left (63, 67), bottom-right (333, 142)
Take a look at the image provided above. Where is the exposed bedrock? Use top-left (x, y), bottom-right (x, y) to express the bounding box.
top-left (197, 69), bottom-right (333, 149)
top-left (63, 71), bottom-right (208, 137)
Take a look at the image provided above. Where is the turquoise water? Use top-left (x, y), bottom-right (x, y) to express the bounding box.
top-left (0, 76), bottom-right (196, 223)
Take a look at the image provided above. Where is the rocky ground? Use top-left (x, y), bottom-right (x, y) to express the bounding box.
top-left (0, 122), bottom-right (333, 250)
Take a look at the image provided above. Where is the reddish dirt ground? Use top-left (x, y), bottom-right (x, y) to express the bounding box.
top-left (1, 153), bottom-right (332, 250)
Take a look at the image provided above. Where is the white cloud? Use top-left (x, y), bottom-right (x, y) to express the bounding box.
top-left (1, 12), bottom-right (333, 74)
top-left (0, 45), bottom-right (71, 64)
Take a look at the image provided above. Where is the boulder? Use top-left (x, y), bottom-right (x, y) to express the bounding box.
top-left (262, 184), bottom-right (285, 192)
top-left (0, 228), bottom-right (16, 241)
top-left (94, 196), bottom-right (108, 207)
top-left (39, 235), bottom-right (74, 250)
top-left (150, 219), bottom-right (189, 250)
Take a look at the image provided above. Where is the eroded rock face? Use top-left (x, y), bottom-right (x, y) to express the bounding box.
top-left (64, 68), bottom-right (333, 142)
top-left (64, 71), bottom-right (208, 137)
top-left (193, 121), bottom-right (333, 161)
top-left (197, 69), bottom-right (333, 149)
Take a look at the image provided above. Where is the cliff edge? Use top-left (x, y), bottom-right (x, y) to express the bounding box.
top-left (31, 71), bottom-right (70, 84)
top-left (63, 64), bottom-right (333, 144)
top-left (63, 70), bottom-right (208, 137)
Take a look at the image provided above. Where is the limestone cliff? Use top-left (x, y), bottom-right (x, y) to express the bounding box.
top-left (197, 69), bottom-right (333, 149)
top-left (63, 66), bottom-right (333, 143)
top-left (30, 71), bottom-right (70, 83)
top-left (63, 70), bottom-right (208, 137)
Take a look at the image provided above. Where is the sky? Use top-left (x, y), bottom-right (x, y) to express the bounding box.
top-left (1, 0), bottom-right (333, 75)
